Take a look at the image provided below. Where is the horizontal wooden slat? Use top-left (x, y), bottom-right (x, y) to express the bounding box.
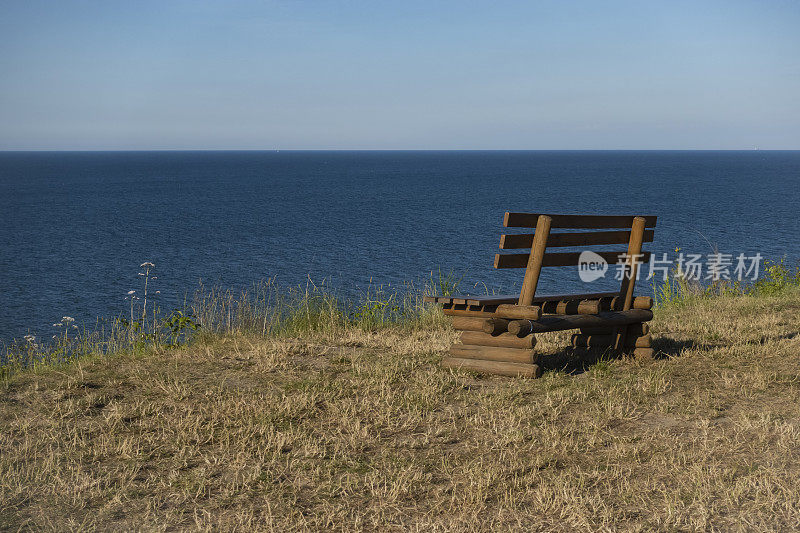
top-left (425, 294), bottom-right (518, 306)
top-left (540, 299), bottom-right (601, 315)
top-left (436, 293), bottom-right (651, 317)
top-left (597, 296), bottom-right (653, 311)
top-left (430, 292), bottom-right (622, 305)
top-left (442, 307), bottom-right (498, 318)
top-left (507, 309), bottom-right (653, 335)
top-left (571, 333), bottom-right (652, 349)
top-left (451, 342), bottom-right (537, 362)
top-left (442, 357), bottom-right (542, 378)
top-left (495, 251), bottom-right (651, 269)
top-left (541, 251), bottom-right (644, 267)
top-left (423, 295), bottom-right (449, 304)
top-left (533, 292), bottom-right (618, 301)
top-left (539, 295), bottom-right (651, 314)
top-left (464, 295), bottom-right (518, 306)
top-left (426, 295), bottom-right (494, 305)
top-left (461, 330), bottom-right (537, 349)
top-left (450, 317), bottom-right (487, 331)
top-left (499, 229), bottom-right (655, 249)
top-left (504, 213), bottom-right (657, 229)
top-left (441, 304), bottom-right (540, 320)
top-left (494, 304), bottom-right (542, 320)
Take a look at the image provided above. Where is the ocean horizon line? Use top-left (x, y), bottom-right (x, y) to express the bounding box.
top-left (2, 148), bottom-right (799, 153)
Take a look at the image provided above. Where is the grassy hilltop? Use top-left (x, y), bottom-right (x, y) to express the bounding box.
top-left (2, 274), bottom-right (800, 530)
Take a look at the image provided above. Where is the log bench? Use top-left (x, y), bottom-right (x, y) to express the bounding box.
top-left (424, 213), bottom-right (657, 377)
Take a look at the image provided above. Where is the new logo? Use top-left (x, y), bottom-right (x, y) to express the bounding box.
top-left (578, 251), bottom-right (608, 282)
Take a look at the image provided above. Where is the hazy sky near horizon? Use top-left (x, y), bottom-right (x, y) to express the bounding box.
top-left (1, 0), bottom-right (799, 150)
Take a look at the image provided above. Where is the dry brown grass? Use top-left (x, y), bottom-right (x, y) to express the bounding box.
top-left (2, 290), bottom-right (800, 531)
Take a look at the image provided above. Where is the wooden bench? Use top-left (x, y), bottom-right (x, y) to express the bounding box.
top-left (424, 213), bottom-right (657, 378)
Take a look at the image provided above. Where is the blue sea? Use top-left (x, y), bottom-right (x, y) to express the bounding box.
top-left (2, 150), bottom-right (799, 342)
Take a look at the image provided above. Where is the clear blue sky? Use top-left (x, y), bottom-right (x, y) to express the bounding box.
top-left (1, 0), bottom-right (798, 150)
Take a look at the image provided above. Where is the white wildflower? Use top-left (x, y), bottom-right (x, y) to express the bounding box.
top-left (62, 316), bottom-right (74, 323)
top-left (140, 261), bottom-right (155, 267)
top-left (127, 290), bottom-right (136, 295)
top-left (53, 323), bottom-right (63, 327)
top-left (24, 334), bottom-right (36, 343)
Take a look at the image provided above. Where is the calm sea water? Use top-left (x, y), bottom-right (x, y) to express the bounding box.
top-left (1, 150), bottom-right (799, 342)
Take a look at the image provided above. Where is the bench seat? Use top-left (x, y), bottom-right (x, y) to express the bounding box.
top-left (423, 291), bottom-right (620, 307)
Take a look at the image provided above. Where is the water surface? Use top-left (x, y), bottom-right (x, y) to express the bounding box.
top-left (2, 150), bottom-right (799, 341)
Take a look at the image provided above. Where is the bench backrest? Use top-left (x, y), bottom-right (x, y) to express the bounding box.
top-left (495, 213), bottom-right (657, 309)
